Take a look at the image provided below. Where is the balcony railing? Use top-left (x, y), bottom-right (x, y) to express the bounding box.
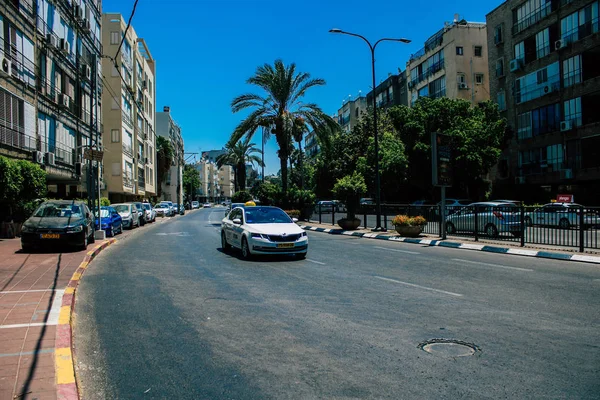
top-left (512, 2), bottom-right (553, 35)
top-left (561, 18), bottom-right (599, 45)
top-left (122, 143), bottom-right (133, 156)
top-left (123, 174), bottom-right (134, 188)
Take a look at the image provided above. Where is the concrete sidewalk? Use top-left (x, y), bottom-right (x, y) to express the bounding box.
top-left (0, 237), bottom-right (115, 400)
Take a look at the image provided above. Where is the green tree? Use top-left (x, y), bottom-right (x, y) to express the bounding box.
top-left (0, 157), bottom-right (47, 223)
top-left (100, 197), bottom-right (111, 206)
top-left (217, 136), bottom-right (263, 191)
top-left (229, 59), bottom-right (338, 200)
top-left (332, 172), bottom-right (367, 220)
top-left (231, 190), bottom-right (253, 203)
top-left (183, 164), bottom-right (201, 202)
top-left (156, 136), bottom-right (174, 198)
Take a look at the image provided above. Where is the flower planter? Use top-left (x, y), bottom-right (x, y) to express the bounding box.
top-left (394, 225), bottom-right (423, 237)
top-left (337, 218), bottom-right (361, 231)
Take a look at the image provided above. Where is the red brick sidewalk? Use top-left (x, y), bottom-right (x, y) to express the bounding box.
top-left (0, 238), bottom-right (111, 400)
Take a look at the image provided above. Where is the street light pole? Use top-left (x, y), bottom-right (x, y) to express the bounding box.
top-left (329, 29), bottom-right (410, 232)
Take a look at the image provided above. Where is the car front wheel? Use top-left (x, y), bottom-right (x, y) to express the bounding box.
top-left (241, 237), bottom-right (252, 260)
top-left (221, 231), bottom-right (231, 252)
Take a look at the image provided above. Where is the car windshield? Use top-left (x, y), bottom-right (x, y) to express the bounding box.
top-left (244, 207), bottom-right (292, 224)
top-left (33, 203), bottom-right (83, 218)
top-left (114, 205), bottom-right (130, 213)
top-left (94, 209), bottom-right (110, 218)
top-left (143, 204), bottom-right (151, 210)
top-left (156, 204), bottom-right (166, 208)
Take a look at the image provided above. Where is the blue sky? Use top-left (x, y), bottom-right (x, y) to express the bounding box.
top-left (102, 0), bottom-right (500, 174)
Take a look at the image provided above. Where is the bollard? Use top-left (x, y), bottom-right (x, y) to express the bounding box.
top-left (579, 206), bottom-right (585, 253)
top-left (319, 205), bottom-right (322, 224)
top-left (474, 207), bottom-right (479, 241)
top-left (332, 206), bottom-right (335, 226)
top-left (520, 205), bottom-right (525, 247)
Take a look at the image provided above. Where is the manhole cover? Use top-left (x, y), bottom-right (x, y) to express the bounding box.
top-left (418, 339), bottom-right (480, 357)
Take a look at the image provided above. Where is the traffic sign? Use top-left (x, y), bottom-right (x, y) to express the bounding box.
top-left (431, 132), bottom-right (453, 187)
top-left (83, 149), bottom-right (104, 162)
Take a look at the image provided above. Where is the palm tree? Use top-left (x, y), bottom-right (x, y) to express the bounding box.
top-left (216, 136), bottom-right (263, 191)
top-left (291, 116), bottom-right (308, 189)
top-left (230, 59), bottom-right (338, 199)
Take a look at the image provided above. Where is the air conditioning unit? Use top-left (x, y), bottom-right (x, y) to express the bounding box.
top-left (554, 39), bottom-right (568, 51)
top-left (509, 58), bottom-right (522, 72)
top-left (58, 93), bottom-right (70, 109)
top-left (46, 34), bottom-right (58, 49)
top-left (458, 82), bottom-right (468, 90)
top-left (543, 84), bottom-right (555, 94)
top-left (59, 38), bottom-right (70, 54)
top-left (561, 169), bottom-right (573, 179)
top-left (560, 120), bottom-right (573, 131)
top-left (45, 152), bottom-right (55, 166)
top-left (81, 18), bottom-right (91, 33)
top-left (72, 4), bottom-right (83, 20)
top-left (516, 176), bottom-right (526, 184)
top-left (0, 57), bottom-right (11, 76)
top-left (81, 64), bottom-right (91, 80)
top-left (32, 151), bottom-right (43, 164)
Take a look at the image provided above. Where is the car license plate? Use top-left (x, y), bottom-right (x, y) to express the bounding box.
top-left (41, 233), bottom-right (60, 239)
top-left (277, 243), bottom-right (294, 248)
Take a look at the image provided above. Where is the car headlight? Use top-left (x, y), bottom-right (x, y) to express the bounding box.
top-left (21, 225), bottom-right (35, 233)
top-left (66, 225), bottom-right (84, 232)
top-left (301, 232), bottom-right (307, 237)
top-left (251, 233), bottom-right (267, 239)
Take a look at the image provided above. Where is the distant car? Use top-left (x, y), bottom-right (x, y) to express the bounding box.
top-left (132, 202), bottom-right (147, 226)
top-left (433, 198), bottom-right (473, 217)
top-left (173, 203), bottom-right (180, 216)
top-left (154, 203), bottom-right (169, 217)
top-left (221, 206), bottom-right (308, 259)
top-left (160, 201), bottom-right (175, 216)
top-left (20, 200), bottom-right (95, 251)
top-left (491, 199), bottom-right (523, 206)
top-left (113, 203), bottom-right (139, 229)
top-left (524, 203), bottom-right (600, 229)
top-left (95, 206), bottom-right (123, 237)
top-left (317, 200), bottom-right (345, 212)
top-left (191, 201), bottom-right (200, 209)
top-left (142, 203), bottom-right (156, 223)
top-left (445, 202), bottom-right (522, 238)
top-left (360, 198), bottom-right (375, 206)
top-left (203, 203), bottom-right (212, 208)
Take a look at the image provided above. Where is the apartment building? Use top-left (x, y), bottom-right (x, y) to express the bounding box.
top-left (366, 70), bottom-right (410, 109)
top-left (193, 159), bottom-right (234, 202)
top-left (156, 106), bottom-right (184, 204)
top-left (407, 16), bottom-right (490, 106)
top-left (0, 0), bottom-right (102, 198)
top-left (101, 13), bottom-right (157, 203)
top-left (202, 149), bottom-right (226, 163)
top-left (487, 0), bottom-right (600, 203)
top-left (305, 130), bottom-right (319, 159)
top-left (337, 94), bottom-right (367, 133)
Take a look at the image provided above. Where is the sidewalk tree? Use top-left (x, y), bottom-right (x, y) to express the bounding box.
top-left (229, 59), bottom-right (338, 200)
top-left (183, 164), bottom-right (201, 202)
top-left (0, 156), bottom-right (46, 224)
top-left (156, 136), bottom-right (174, 198)
top-left (332, 172), bottom-right (367, 221)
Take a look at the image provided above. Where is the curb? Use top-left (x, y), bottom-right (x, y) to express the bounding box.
top-left (54, 238), bottom-right (117, 400)
top-left (299, 225), bottom-right (600, 265)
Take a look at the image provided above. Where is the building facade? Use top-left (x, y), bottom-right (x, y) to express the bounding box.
top-left (337, 94), bottom-right (367, 133)
top-left (156, 106), bottom-right (183, 204)
top-left (101, 13), bottom-right (156, 203)
top-left (202, 149), bottom-right (226, 163)
top-left (193, 159), bottom-right (234, 202)
top-left (487, 0), bottom-right (600, 203)
top-left (407, 17), bottom-right (490, 106)
top-left (0, 0), bottom-right (103, 198)
top-left (366, 71), bottom-right (410, 110)
top-left (305, 130), bottom-right (319, 159)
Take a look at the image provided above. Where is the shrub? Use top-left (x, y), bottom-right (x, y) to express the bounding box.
top-left (232, 190), bottom-right (253, 203)
top-left (284, 210), bottom-right (300, 218)
top-left (0, 156), bottom-right (47, 223)
top-left (332, 172), bottom-right (367, 219)
top-left (392, 214), bottom-right (427, 227)
top-left (100, 197), bottom-right (111, 206)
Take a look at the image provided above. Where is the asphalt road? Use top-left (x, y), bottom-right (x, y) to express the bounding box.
top-left (74, 208), bottom-right (600, 399)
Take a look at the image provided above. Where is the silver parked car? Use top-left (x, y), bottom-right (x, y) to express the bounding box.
top-left (525, 203), bottom-right (600, 229)
top-left (112, 203), bottom-right (140, 229)
top-left (142, 202), bottom-right (156, 223)
top-left (445, 202), bottom-right (522, 238)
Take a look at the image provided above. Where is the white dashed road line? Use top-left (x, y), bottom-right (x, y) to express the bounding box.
top-left (374, 246), bottom-right (420, 255)
top-left (374, 276), bottom-right (463, 297)
top-left (306, 259), bottom-right (325, 265)
top-left (451, 259), bottom-right (534, 272)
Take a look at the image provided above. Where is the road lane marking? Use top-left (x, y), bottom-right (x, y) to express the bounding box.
top-left (306, 259), bottom-right (325, 265)
top-left (374, 246), bottom-right (420, 255)
top-left (451, 259), bottom-right (533, 272)
top-left (374, 276), bottom-right (463, 297)
top-left (0, 289), bottom-right (59, 294)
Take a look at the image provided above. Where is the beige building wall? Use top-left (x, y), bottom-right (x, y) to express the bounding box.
top-left (101, 13), bottom-right (156, 202)
top-left (218, 165), bottom-right (235, 199)
top-left (407, 20), bottom-right (490, 106)
top-left (195, 161), bottom-right (234, 200)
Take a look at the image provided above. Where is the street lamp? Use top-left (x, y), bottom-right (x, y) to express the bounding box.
top-left (329, 29), bottom-right (410, 232)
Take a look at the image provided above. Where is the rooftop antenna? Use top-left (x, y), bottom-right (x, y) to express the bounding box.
top-left (454, 13), bottom-right (459, 23)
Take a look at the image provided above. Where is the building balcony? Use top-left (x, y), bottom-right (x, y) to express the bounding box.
top-left (512, 2), bottom-right (553, 35)
top-left (122, 143), bottom-right (133, 157)
top-left (123, 174), bottom-right (134, 188)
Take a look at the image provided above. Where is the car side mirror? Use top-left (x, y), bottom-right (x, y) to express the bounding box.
top-left (292, 218), bottom-right (298, 222)
top-left (232, 218), bottom-right (242, 225)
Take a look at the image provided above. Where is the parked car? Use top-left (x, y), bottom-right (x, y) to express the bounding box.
top-left (154, 203), bottom-right (170, 217)
top-left (142, 202), bottom-right (156, 223)
top-left (95, 206), bottom-right (123, 237)
top-left (360, 198), bottom-right (375, 206)
top-left (433, 198), bottom-right (473, 217)
top-left (132, 202), bottom-right (147, 226)
top-left (221, 206), bottom-right (308, 259)
top-left (490, 199), bottom-right (523, 206)
top-left (316, 200), bottom-right (345, 212)
top-left (160, 201), bottom-right (175, 216)
top-left (203, 203), bottom-right (212, 208)
top-left (445, 202), bottom-right (522, 238)
top-left (20, 200), bottom-right (95, 251)
top-left (191, 201), bottom-right (200, 209)
top-left (113, 203), bottom-right (140, 229)
top-left (524, 203), bottom-right (600, 229)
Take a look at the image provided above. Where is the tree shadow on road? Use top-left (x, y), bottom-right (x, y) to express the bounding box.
top-left (216, 248), bottom-right (305, 263)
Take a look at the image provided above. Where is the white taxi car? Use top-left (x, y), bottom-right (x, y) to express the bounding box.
top-left (221, 206), bottom-right (308, 259)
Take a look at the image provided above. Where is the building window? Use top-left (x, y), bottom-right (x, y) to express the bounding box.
top-left (546, 144), bottom-right (563, 169)
top-left (563, 54), bottom-right (582, 87)
top-left (513, 0), bottom-right (552, 34)
top-left (497, 91), bottom-right (506, 111)
top-left (111, 129), bottom-right (119, 143)
top-left (515, 61), bottom-right (560, 104)
top-left (564, 97), bottom-right (582, 126)
top-left (418, 85), bottom-right (429, 99)
top-left (514, 41), bottom-right (525, 61)
top-left (456, 46), bottom-right (464, 55)
top-left (518, 111), bottom-right (532, 139)
top-left (494, 25), bottom-right (503, 44)
top-left (110, 31), bottom-right (119, 45)
top-left (428, 76), bottom-right (446, 99)
top-left (531, 103), bottom-right (560, 135)
top-left (536, 68), bottom-right (548, 84)
top-left (561, 2), bottom-right (599, 44)
top-left (474, 46), bottom-right (483, 57)
top-left (496, 58), bottom-right (505, 77)
top-left (535, 28), bottom-right (550, 59)
top-left (475, 74), bottom-right (484, 84)
top-left (457, 73), bottom-right (466, 85)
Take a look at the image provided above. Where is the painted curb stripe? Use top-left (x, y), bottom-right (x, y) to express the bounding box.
top-left (300, 225), bottom-right (600, 265)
